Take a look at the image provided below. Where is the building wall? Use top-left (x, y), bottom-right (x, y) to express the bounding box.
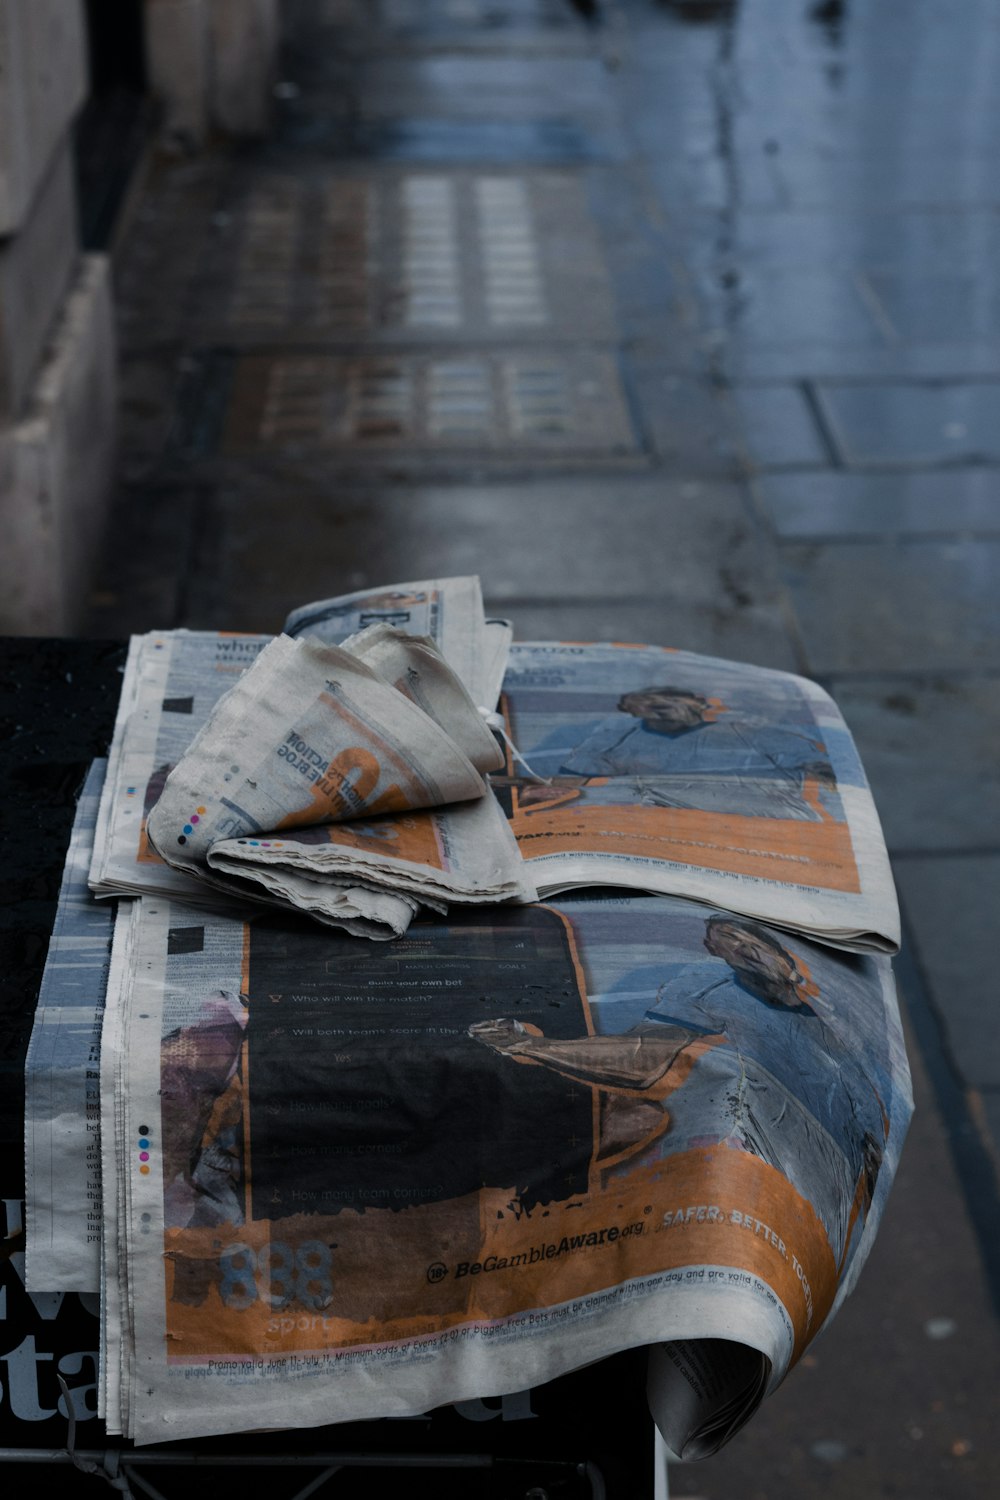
top-left (0, 0), bottom-right (283, 634)
top-left (0, 0), bottom-right (114, 636)
top-left (145, 0), bottom-right (281, 147)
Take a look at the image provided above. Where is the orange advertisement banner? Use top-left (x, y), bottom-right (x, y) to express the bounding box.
top-left (164, 1148), bottom-right (836, 1370)
top-left (512, 803), bottom-right (861, 893)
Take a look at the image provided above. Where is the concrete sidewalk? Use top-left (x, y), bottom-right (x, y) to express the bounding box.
top-left (85, 0), bottom-right (1000, 1491)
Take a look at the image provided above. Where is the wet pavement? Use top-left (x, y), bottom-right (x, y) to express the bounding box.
top-left (84, 0), bottom-right (1000, 1491)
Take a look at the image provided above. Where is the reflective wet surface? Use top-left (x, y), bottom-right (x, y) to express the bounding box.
top-left (86, 0), bottom-right (1000, 1489)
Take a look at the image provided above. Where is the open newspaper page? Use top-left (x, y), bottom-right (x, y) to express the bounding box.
top-left (24, 761), bottom-right (113, 1293)
top-left (497, 644), bottom-right (900, 954)
top-left (110, 890), bottom-right (910, 1449)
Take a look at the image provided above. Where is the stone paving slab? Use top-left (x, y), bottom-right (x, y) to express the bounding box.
top-left (584, 166), bottom-right (703, 358)
top-left (781, 539), bottom-right (1000, 674)
top-left (366, 20), bottom-right (593, 57)
top-left (277, 109), bottom-right (629, 162)
top-left (684, 208), bottom-right (1000, 278)
top-left (376, 0), bottom-right (577, 32)
top-left (725, 341), bottom-right (1000, 383)
top-left (865, 273), bottom-right (1000, 344)
top-left (770, 151), bottom-right (1000, 213)
top-left (642, 148), bottom-right (785, 217)
top-left (358, 53), bottom-right (618, 123)
top-left (756, 469), bottom-right (1000, 540)
top-left (731, 385), bottom-right (830, 469)
top-left (83, 477), bottom-right (799, 673)
top-left (816, 380), bottom-right (1000, 468)
top-left (625, 358), bottom-right (739, 476)
top-left (177, 474), bottom-right (789, 635)
top-left (117, 354), bottom-right (189, 482)
top-left (113, 158), bottom-right (228, 352)
top-left (382, 33), bottom-right (594, 58)
top-left (298, 0), bottom-right (582, 46)
top-left (894, 856), bottom-right (1000, 1094)
top-left (700, 269), bottom-right (889, 351)
top-left (496, 597), bottom-right (799, 673)
top-left (314, 52), bottom-right (631, 164)
top-left (827, 676), bottom-right (1000, 853)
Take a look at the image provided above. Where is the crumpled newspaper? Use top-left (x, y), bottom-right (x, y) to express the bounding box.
top-left (146, 625), bottom-right (534, 937)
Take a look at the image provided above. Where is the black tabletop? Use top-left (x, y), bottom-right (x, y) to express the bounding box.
top-left (0, 638), bottom-right (127, 1183)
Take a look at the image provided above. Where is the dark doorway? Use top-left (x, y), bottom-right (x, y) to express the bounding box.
top-left (75, 0), bottom-right (152, 249)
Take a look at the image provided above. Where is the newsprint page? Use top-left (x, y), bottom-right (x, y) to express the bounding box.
top-left (102, 891), bottom-right (908, 1449)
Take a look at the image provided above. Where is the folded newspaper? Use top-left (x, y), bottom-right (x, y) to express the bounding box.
top-left (19, 573), bottom-right (911, 1456)
top-left (143, 624), bottom-right (533, 936)
top-left (90, 576), bottom-right (899, 953)
top-left (91, 577), bottom-right (529, 939)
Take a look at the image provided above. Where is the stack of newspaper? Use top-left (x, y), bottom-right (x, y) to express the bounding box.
top-left (24, 575), bottom-right (912, 1457)
top-left (89, 577), bottom-right (899, 953)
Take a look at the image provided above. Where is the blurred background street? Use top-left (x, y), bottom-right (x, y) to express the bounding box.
top-left (4, 0), bottom-right (1000, 1493)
